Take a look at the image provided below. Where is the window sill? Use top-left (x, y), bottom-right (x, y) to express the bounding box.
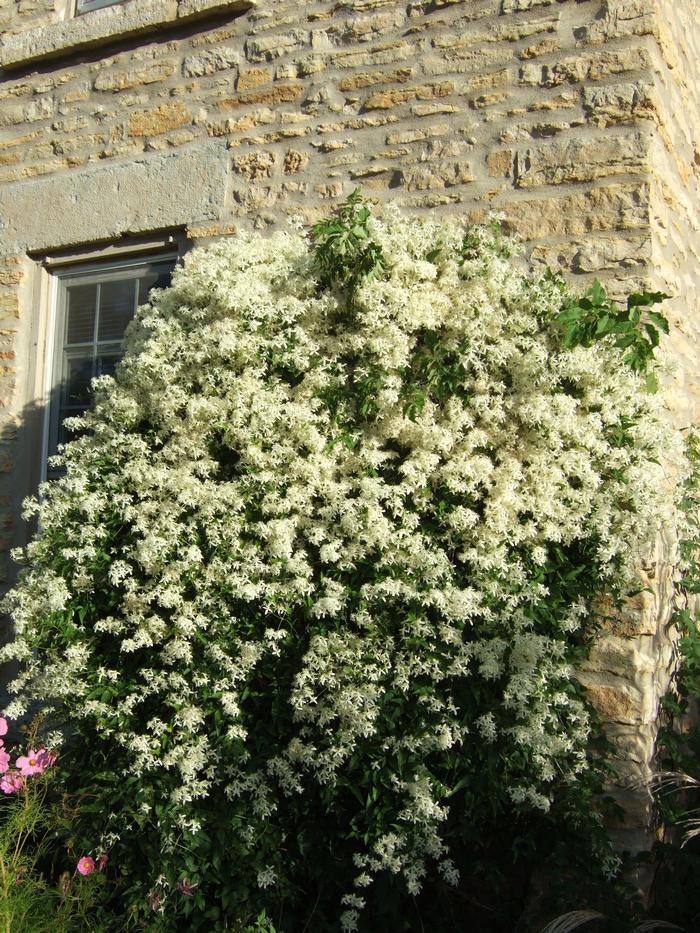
top-left (0, 0), bottom-right (255, 71)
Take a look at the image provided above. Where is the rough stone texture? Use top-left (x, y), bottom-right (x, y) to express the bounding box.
top-left (0, 0), bottom-right (698, 856)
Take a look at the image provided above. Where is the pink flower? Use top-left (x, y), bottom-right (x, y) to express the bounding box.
top-left (36, 749), bottom-right (56, 770)
top-left (15, 750), bottom-right (46, 776)
top-left (77, 856), bottom-right (95, 876)
top-left (0, 772), bottom-right (24, 795)
top-left (0, 718), bottom-right (8, 738)
top-left (176, 878), bottom-right (198, 897)
top-left (97, 853), bottom-right (108, 872)
top-left (0, 748), bottom-right (10, 775)
top-left (147, 890), bottom-right (162, 911)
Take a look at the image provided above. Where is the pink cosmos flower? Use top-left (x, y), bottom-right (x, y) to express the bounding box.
top-left (97, 853), bottom-right (108, 872)
top-left (15, 749), bottom-right (46, 777)
top-left (0, 748), bottom-right (10, 774)
top-left (0, 772), bottom-right (24, 794)
top-left (36, 749), bottom-right (56, 770)
top-left (0, 718), bottom-right (8, 738)
top-left (176, 878), bottom-right (198, 896)
top-left (77, 856), bottom-right (95, 876)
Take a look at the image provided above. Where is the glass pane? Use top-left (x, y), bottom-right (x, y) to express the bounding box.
top-left (62, 353), bottom-right (94, 407)
top-left (98, 279), bottom-right (136, 341)
top-left (65, 284), bottom-right (97, 346)
top-left (138, 267), bottom-right (172, 305)
top-left (75, 0), bottom-right (124, 14)
top-left (96, 351), bottom-right (122, 379)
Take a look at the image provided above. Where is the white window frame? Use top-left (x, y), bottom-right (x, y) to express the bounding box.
top-left (40, 243), bottom-right (181, 481)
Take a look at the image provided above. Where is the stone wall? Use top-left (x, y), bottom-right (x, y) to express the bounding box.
top-left (0, 0), bottom-right (699, 854)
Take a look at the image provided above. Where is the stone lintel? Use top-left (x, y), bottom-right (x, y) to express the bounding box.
top-left (0, 144), bottom-right (229, 255)
top-left (0, 0), bottom-right (255, 71)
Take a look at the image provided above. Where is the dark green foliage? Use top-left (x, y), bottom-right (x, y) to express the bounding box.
top-left (556, 280), bottom-right (669, 389)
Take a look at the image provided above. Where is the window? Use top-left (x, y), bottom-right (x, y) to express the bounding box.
top-left (44, 252), bottom-right (177, 475)
top-left (74, 0), bottom-right (126, 14)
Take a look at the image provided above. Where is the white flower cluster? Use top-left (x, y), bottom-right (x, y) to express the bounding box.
top-left (0, 210), bottom-right (682, 920)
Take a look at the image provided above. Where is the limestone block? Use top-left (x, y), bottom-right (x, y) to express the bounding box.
top-left (232, 150), bottom-right (276, 180)
top-left (501, 0), bottom-right (556, 10)
top-left (535, 47), bottom-right (652, 87)
top-left (0, 144), bottom-right (229, 254)
top-left (127, 102), bottom-right (191, 137)
top-left (576, 671), bottom-right (648, 724)
top-left (394, 161), bottom-right (474, 190)
top-left (575, 0), bottom-right (657, 46)
top-left (514, 131), bottom-right (651, 187)
top-left (244, 31), bottom-right (309, 63)
top-left (363, 81), bottom-right (454, 110)
top-left (207, 107), bottom-right (276, 136)
top-left (528, 234), bottom-right (651, 274)
top-left (339, 68), bottom-right (413, 92)
top-left (217, 85), bottom-right (302, 110)
top-left (283, 149), bottom-right (308, 173)
top-left (330, 41), bottom-right (415, 69)
top-left (500, 183), bottom-right (650, 239)
top-left (583, 81), bottom-right (656, 127)
top-left (236, 68), bottom-right (272, 90)
top-left (584, 635), bottom-right (655, 679)
top-left (182, 47), bottom-right (240, 78)
top-left (93, 60), bottom-right (176, 92)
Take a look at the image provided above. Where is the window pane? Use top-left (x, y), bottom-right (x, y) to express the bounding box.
top-left (138, 268), bottom-right (172, 305)
top-left (62, 353), bottom-right (94, 407)
top-left (65, 284), bottom-right (97, 346)
top-left (98, 279), bottom-right (136, 341)
top-left (75, 0), bottom-right (125, 14)
top-left (48, 253), bottom-right (178, 474)
top-left (96, 350), bottom-right (122, 379)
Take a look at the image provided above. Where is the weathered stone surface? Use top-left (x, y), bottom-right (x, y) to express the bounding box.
top-left (127, 101), bottom-right (191, 136)
top-left (515, 131), bottom-right (651, 187)
top-left (182, 46), bottom-right (239, 77)
top-left (93, 60), bottom-right (176, 91)
top-left (339, 68), bottom-right (413, 91)
top-left (236, 68), bottom-right (271, 90)
top-left (500, 182), bottom-right (650, 239)
top-left (232, 150), bottom-right (276, 179)
top-left (394, 161), bottom-right (473, 190)
top-left (522, 47), bottom-right (653, 87)
top-left (244, 31), bottom-right (308, 63)
top-left (363, 81), bottom-right (453, 110)
top-left (283, 149), bottom-right (309, 173)
top-left (216, 84), bottom-right (302, 110)
top-left (576, 0), bottom-right (657, 46)
top-left (0, 144), bottom-right (228, 253)
top-left (529, 233), bottom-right (652, 273)
top-left (583, 81), bottom-right (656, 126)
top-left (576, 673), bottom-right (647, 725)
top-left (487, 148), bottom-right (513, 177)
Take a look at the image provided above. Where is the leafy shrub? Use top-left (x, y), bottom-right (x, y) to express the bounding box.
top-left (0, 197), bottom-right (684, 930)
